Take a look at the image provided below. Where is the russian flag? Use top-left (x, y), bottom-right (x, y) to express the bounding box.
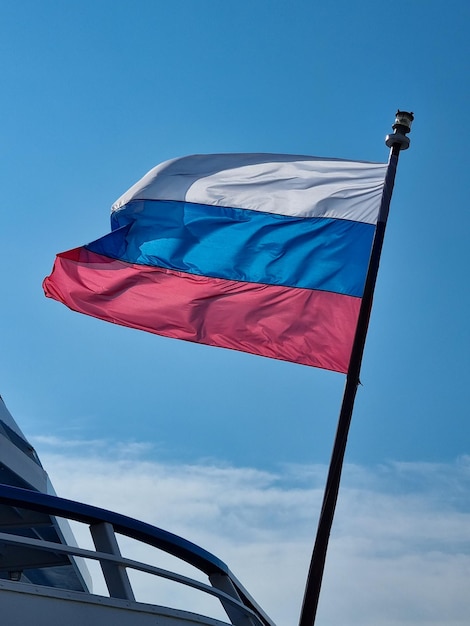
top-left (43, 154), bottom-right (387, 373)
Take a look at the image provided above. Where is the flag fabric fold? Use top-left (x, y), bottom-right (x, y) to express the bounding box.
top-left (43, 153), bottom-right (387, 373)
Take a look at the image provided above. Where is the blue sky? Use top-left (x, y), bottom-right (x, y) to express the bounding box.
top-left (1, 2), bottom-right (469, 625)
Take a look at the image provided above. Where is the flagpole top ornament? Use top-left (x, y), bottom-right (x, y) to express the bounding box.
top-left (385, 110), bottom-right (414, 150)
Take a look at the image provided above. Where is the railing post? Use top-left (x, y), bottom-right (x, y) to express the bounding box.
top-left (90, 521), bottom-right (135, 601)
top-left (209, 572), bottom-right (258, 626)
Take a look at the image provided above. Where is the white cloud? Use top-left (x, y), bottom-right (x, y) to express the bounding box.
top-left (32, 436), bottom-right (470, 626)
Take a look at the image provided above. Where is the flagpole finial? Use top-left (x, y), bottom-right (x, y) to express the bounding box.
top-left (385, 110), bottom-right (414, 150)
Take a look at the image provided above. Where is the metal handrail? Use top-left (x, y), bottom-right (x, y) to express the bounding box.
top-left (0, 531), bottom-right (261, 622)
top-left (0, 483), bottom-right (275, 626)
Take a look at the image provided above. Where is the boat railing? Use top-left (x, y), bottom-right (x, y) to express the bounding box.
top-left (0, 483), bottom-right (275, 626)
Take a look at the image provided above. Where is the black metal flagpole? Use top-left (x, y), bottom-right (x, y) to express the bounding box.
top-left (298, 111), bottom-right (414, 626)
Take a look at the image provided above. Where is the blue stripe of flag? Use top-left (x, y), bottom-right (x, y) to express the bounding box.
top-left (87, 200), bottom-right (374, 297)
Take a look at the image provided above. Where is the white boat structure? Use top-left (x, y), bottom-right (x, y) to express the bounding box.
top-left (0, 395), bottom-right (274, 626)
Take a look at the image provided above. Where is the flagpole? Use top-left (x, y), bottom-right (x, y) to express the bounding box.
top-left (298, 111), bottom-right (414, 626)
